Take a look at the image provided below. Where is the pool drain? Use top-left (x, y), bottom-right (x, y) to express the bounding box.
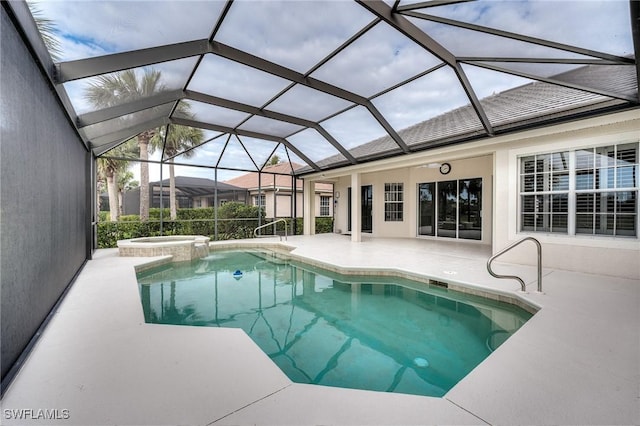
top-left (413, 357), bottom-right (429, 368)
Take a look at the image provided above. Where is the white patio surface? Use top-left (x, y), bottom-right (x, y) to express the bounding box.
top-left (1, 234), bottom-right (638, 425)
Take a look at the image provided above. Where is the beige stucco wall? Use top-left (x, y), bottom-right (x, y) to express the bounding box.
top-left (493, 111), bottom-right (640, 279)
top-left (307, 109), bottom-right (640, 279)
top-left (331, 156), bottom-right (493, 243)
top-left (256, 190), bottom-right (332, 219)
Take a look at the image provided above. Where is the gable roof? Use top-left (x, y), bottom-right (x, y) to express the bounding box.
top-left (304, 63), bottom-right (636, 172)
top-left (225, 163), bottom-right (333, 192)
top-left (150, 176), bottom-right (245, 193)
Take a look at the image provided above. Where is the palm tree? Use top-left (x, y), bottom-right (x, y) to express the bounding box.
top-left (97, 157), bottom-right (124, 221)
top-left (151, 116), bottom-right (204, 220)
top-left (97, 141), bottom-right (137, 221)
top-left (117, 171), bottom-right (138, 217)
top-left (28, 2), bottom-right (62, 61)
top-left (85, 69), bottom-right (166, 221)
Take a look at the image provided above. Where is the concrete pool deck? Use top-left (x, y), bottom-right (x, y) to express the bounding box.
top-left (1, 234), bottom-right (638, 425)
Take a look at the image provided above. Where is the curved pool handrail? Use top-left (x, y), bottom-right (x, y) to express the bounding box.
top-left (487, 237), bottom-right (542, 293)
top-left (254, 219), bottom-right (287, 241)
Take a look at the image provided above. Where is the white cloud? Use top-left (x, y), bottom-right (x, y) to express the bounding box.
top-left (266, 84), bottom-right (353, 122)
top-left (215, 0), bottom-right (373, 73)
top-left (321, 106), bottom-right (388, 150)
top-left (287, 128), bottom-right (343, 162)
top-left (421, 0), bottom-right (632, 56)
top-left (34, 0), bottom-right (635, 169)
top-left (372, 66), bottom-right (471, 131)
top-left (310, 21), bottom-right (442, 97)
top-left (186, 101), bottom-right (250, 128)
top-left (188, 54), bottom-right (291, 107)
top-left (38, 0), bottom-right (225, 61)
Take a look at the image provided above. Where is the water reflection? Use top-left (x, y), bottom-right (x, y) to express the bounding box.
top-left (137, 251), bottom-right (531, 397)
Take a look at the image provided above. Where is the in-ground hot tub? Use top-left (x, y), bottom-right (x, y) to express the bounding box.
top-left (117, 235), bottom-right (210, 262)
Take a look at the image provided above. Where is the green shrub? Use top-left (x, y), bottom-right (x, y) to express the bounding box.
top-left (315, 217), bottom-right (334, 234)
top-left (217, 202), bottom-right (264, 240)
top-left (96, 205), bottom-right (333, 248)
top-left (291, 217), bottom-right (333, 235)
top-left (96, 203), bottom-right (266, 248)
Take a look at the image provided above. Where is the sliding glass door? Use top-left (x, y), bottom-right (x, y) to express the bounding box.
top-left (418, 178), bottom-right (482, 240)
top-left (437, 180), bottom-right (458, 238)
top-left (418, 183), bottom-right (435, 236)
top-left (459, 178), bottom-right (482, 240)
top-left (347, 185), bottom-right (373, 233)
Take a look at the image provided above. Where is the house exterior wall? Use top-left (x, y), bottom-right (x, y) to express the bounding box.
top-left (1, 7), bottom-right (89, 381)
top-left (493, 111), bottom-right (640, 279)
top-left (252, 190), bottom-right (332, 219)
top-left (331, 156), bottom-right (493, 242)
top-left (309, 109), bottom-right (639, 279)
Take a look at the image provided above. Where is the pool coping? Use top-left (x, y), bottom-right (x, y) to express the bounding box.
top-left (207, 240), bottom-right (541, 315)
top-left (118, 235), bottom-right (211, 262)
top-left (2, 235), bottom-right (638, 425)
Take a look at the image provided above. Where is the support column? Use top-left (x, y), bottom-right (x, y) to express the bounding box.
top-left (351, 172), bottom-right (361, 242)
top-left (214, 168), bottom-right (218, 241)
top-left (303, 179), bottom-right (315, 235)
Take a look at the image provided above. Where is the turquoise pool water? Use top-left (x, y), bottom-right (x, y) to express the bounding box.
top-left (137, 250), bottom-right (532, 397)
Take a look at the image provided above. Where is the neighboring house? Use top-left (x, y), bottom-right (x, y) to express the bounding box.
top-left (122, 176), bottom-right (248, 215)
top-left (300, 64), bottom-right (639, 279)
top-left (225, 162), bottom-right (334, 219)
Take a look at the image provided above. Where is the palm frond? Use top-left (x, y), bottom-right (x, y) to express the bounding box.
top-left (28, 2), bottom-right (62, 61)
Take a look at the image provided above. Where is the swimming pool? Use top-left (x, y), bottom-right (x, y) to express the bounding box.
top-left (137, 249), bottom-right (533, 397)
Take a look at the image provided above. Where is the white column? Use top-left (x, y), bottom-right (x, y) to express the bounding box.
top-left (303, 179), bottom-right (315, 235)
top-left (351, 172), bottom-right (361, 242)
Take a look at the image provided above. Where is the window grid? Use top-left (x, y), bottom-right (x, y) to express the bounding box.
top-left (575, 144), bottom-right (638, 236)
top-left (254, 194), bottom-right (265, 208)
top-left (520, 152), bottom-right (569, 233)
top-left (520, 143), bottom-right (638, 237)
top-left (384, 183), bottom-right (403, 222)
top-left (320, 196), bottom-right (330, 216)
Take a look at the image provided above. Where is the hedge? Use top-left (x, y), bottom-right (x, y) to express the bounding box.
top-left (96, 204), bottom-right (333, 248)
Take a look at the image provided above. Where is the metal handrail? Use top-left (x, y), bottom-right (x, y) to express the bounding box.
top-left (254, 219), bottom-right (287, 241)
top-left (487, 237), bottom-right (543, 293)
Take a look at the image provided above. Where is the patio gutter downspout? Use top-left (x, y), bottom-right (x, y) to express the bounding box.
top-left (273, 176), bottom-right (277, 235)
top-left (631, 0), bottom-right (640, 103)
top-left (214, 168), bottom-right (218, 241)
top-left (159, 164), bottom-right (164, 236)
top-left (258, 172), bottom-right (262, 234)
top-left (292, 174), bottom-right (297, 235)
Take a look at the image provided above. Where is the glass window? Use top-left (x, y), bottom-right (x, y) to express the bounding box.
top-left (520, 143), bottom-right (638, 237)
top-left (520, 151), bottom-right (569, 233)
top-left (384, 183), bottom-right (404, 222)
top-left (320, 196), bottom-right (330, 217)
top-left (576, 144), bottom-right (638, 236)
top-left (254, 194), bottom-right (266, 209)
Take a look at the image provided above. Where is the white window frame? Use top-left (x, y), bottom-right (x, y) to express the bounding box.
top-left (254, 194), bottom-right (266, 209)
top-left (518, 142), bottom-right (638, 238)
top-left (519, 151), bottom-right (570, 234)
top-left (319, 196), bottom-right (330, 217)
top-left (384, 183), bottom-right (404, 222)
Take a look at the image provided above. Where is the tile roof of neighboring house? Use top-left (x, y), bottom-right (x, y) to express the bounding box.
top-left (150, 176), bottom-right (245, 193)
top-left (305, 63), bottom-right (636, 172)
top-left (225, 163), bottom-right (333, 192)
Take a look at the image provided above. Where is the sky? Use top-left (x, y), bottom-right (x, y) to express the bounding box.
top-left (33, 0), bottom-right (635, 182)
